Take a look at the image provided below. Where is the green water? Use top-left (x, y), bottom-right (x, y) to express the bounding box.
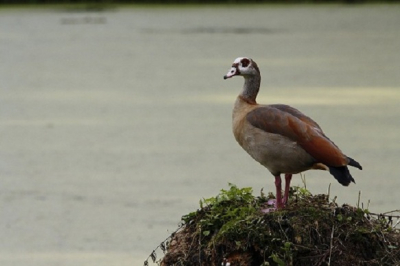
top-left (1, 4), bottom-right (400, 265)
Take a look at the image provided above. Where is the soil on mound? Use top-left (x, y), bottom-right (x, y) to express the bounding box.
top-left (146, 184), bottom-right (400, 266)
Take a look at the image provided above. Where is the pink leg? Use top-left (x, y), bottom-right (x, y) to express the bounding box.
top-left (275, 175), bottom-right (283, 209)
top-left (282, 174), bottom-right (292, 205)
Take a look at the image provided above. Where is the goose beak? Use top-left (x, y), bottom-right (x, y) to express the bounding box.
top-left (224, 67), bottom-right (238, 80)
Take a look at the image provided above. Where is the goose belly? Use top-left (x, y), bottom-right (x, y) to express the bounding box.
top-left (235, 123), bottom-right (315, 176)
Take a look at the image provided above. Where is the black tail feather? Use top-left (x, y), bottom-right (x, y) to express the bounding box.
top-left (329, 166), bottom-right (355, 186)
top-left (347, 156), bottom-right (362, 170)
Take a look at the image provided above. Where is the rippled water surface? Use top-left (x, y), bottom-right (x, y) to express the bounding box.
top-left (1, 4), bottom-right (400, 265)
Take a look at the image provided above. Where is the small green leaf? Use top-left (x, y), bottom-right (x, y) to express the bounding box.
top-left (270, 253), bottom-right (285, 266)
top-left (202, 230), bottom-right (210, 236)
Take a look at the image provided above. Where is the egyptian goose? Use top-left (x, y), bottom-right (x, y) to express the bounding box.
top-left (223, 57), bottom-right (362, 209)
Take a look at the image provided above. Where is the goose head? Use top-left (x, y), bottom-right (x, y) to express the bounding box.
top-left (223, 57), bottom-right (260, 80)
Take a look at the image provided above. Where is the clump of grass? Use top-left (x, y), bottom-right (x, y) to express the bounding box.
top-left (146, 184), bottom-right (400, 266)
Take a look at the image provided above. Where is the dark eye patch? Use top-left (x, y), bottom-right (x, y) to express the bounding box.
top-left (241, 58), bottom-right (250, 67)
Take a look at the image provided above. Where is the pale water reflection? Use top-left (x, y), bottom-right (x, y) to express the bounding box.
top-left (1, 4), bottom-right (400, 266)
top-left (200, 87), bottom-right (400, 105)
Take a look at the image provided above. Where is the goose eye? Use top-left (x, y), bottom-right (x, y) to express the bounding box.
top-left (241, 58), bottom-right (250, 67)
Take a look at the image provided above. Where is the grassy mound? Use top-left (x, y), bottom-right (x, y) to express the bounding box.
top-left (145, 184), bottom-right (400, 266)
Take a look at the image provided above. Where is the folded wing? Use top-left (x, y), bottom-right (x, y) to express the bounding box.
top-left (246, 105), bottom-right (349, 167)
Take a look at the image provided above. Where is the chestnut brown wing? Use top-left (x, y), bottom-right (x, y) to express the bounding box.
top-left (270, 104), bottom-right (322, 131)
top-left (246, 105), bottom-right (348, 167)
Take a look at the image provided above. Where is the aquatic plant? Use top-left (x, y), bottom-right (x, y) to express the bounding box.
top-left (145, 184), bottom-right (400, 266)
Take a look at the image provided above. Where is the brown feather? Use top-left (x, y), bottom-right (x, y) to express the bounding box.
top-left (246, 106), bottom-right (348, 167)
top-left (270, 104), bottom-right (322, 130)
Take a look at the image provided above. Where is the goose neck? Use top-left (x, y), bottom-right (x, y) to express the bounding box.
top-left (241, 75), bottom-right (260, 104)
